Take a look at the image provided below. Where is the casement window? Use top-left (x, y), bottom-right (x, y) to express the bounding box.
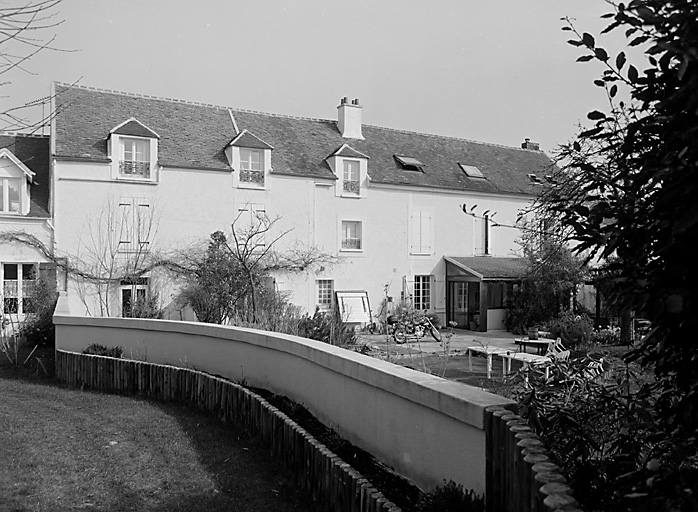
top-left (239, 149), bottom-right (264, 186)
top-left (1, 263), bottom-right (36, 315)
top-left (316, 279), bottom-right (334, 311)
top-left (120, 277), bottom-right (149, 317)
top-left (486, 283), bottom-right (512, 309)
top-left (413, 275), bottom-right (431, 310)
top-left (0, 178), bottom-right (21, 214)
top-left (237, 203), bottom-right (267, 249)
top-left (342, 160), bottom-right (360, 195)
top-left (409, 210), bottom-right (432, 255)
top-left (118, 198), bottom-right (152, 253)
top-left (341, 220), bottom-right (362, 251)
top-left (120, 138), bottom-right (151, 178)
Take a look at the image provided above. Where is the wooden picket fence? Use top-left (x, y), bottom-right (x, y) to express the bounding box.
top-left (484, 405), bottom-right (582, 512)
top-left (55, 350), bottom-right (401, 512)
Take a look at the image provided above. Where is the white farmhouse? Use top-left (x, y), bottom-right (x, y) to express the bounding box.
top-left (48, 83), bottom-right (555, 331)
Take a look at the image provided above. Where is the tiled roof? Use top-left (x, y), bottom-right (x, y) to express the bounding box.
top-left (53, 83), bottom-right (556, 195)
top-left (0, 133), bottom-right (50, 218)
top-left (445, 256), bottom-right (528, 280)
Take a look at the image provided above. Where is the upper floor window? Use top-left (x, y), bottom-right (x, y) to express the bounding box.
top-left (120, 138), bottom-right (151, 178)
top-left (409, 210), bottom-right (432, 255)
top-left (239, 149), bottom-right (264, 186)
top-left (343, 160), bottom-right (360, 195)
top-left (0, 178), bottom-right (21, 214)
top-left (118, 198), bottom-right (152, 254)
top-left (109, 118), bottom-right (159, 182)
top-left (341, 220), bottom-right (362, 251)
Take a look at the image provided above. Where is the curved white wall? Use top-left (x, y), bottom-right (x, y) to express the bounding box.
top-left (54, 293), bottom-right (515, 493)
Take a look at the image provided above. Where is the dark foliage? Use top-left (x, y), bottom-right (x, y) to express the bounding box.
top-left (82, 343), bottom-right (123, 358)
top-left (536, 2), bottom-right (698, 507)
top-left (298, 307), bottom-right (357, 346)
top-left (19, 271), bottom-right (58, 347)
top-left (414, 480), bottom-right (485, 512)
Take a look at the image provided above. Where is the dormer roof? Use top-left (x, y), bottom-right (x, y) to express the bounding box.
top-left (110, 117), bottom-right (160, 139)
top-left (0, 147), bottom-right (36, 182)
top-left (330, 144), bottom-right (369, 160)
top-left (229, 129), bottom-right (273, 150)
top-left (0, 134), bottom-right (50, 217)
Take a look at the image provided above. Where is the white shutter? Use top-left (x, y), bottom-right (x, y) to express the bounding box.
top-left (473, 216), bottom-right (484, 255)
top-left (421, 211), bottom-right (432, 254)
top-left (136, 199), bottom-right (151, 249)
top-left (118, 198), bottom-right (133, 252)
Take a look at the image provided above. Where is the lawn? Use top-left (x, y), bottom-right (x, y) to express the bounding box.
top-left (0, 372), bottom-right (322, 512)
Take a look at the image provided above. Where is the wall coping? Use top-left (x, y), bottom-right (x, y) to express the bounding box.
top-left (54, 296), bottom-right (515, 430)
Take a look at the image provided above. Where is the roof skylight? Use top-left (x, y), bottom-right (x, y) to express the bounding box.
top-left (458, 163), bottom-right (484, 178)
top-left (394, 155), bottom-right (425, 171)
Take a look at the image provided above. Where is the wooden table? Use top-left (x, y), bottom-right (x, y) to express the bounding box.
top-left (500, 352), bottom-right (551, 381)
top-left (465, 345), bottom-right (511, 379)
top-left (515, 338), bottom-right (554, 355)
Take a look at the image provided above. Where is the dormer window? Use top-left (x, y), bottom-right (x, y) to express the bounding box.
top-left (343, 160), bottom-right (360, 195)
top-left (0, 178), bottom-right (21, 214)
top-left (239, 149), bottom-right (264, 185)
top-left (108, 118), bottom-right (159, 182)
top-left (120, 138), bottom-right (151, 178)
top-left (394, 155), bottom-right (425, 172)
top-left (227, 130), bottom-right (273, 190)
top-left (327, 144), bottom-right (369, 199)
top-left (0, 147), bottom-right (35, 216)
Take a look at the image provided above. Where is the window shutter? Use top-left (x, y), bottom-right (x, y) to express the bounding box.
top-left (136, 199), bottom-right (151, 249)
top-left (421, 211), bottom-right (432, 254)
top-left (118, 198), bottom-right (133, 252)
top-left (409, 212), bottom-right (420, 253)
top-left (473, 217), bottom-right (483, 255)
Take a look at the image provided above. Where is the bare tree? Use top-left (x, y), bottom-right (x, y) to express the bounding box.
top-left (1, 0), bottom-right (70, 132)
top-left (72, 195), bottom-right (159, 316)
top-left (170, 207), bottom-right (339, 324)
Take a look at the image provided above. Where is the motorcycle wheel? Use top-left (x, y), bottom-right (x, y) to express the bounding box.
top-left (394, 327), bottom-right (407, 344)
top-left (429, 326), bottom-right (442, 342)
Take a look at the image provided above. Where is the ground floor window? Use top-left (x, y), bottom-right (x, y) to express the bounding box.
top-left (487, 282), bottom-right (513, 309)
top-left (120, 277), bottom-right (149, 317)
top-left (1, 263), bottom-right (37, 316)
top-left (316, 279), bottom-right (334, 311)
top-left (414, 275), bottom-right (431, 310)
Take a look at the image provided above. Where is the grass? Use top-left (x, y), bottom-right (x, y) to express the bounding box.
top-left (0, 347), bottom-right (322, 512)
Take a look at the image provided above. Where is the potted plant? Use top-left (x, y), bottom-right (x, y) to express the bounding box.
top-left (527, 326), bottom-right (539, 340)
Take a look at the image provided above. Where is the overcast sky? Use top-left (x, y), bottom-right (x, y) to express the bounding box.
top-left (2, 0), bottom-right (629, 154)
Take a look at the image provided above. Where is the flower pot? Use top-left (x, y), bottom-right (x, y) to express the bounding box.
top-left (528, 328), bottom-right (539, 340)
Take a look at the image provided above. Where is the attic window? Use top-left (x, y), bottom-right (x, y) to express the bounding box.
top-left (528, 173), bottom-right (543, 184)
top-left (394, 155), bottom-right (425, 172)
top-left (459, 163), bottom-right (484, 178)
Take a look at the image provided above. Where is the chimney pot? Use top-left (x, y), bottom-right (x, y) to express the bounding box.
top-left (342, 96), bottom-right (348, 104)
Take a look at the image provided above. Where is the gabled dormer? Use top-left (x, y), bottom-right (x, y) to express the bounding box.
top-left (0, 148), bottom-right (35, 216)
top-left (326, 144), bottom-right (369, 198)
top-left (107, 118), bottom-right (160, 182)
top-left (226, 130), bottom-right (273, 189)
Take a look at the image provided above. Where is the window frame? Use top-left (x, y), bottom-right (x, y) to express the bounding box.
top-left (120, 277), bottom-right (149, 318)
top-left (118, 136), bottom-right (153, 180)
top-left (342, 159), bottom-right (360, 196)
top-left (239, 148), bottom-right (265, 187)
top-left (413, 275), bottom-right (432, 311)
top-left (316, 279), bottom-right (334, 311)
top-left (0, 177), bottom-right (22, 214)
top-left (340, 220), bottom-right (363, 252)
top-left (1, 263), bottom-right (37, 316)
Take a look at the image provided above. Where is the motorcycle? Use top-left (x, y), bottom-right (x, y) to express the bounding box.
top-left (390, 314), bottom-right (442, 344)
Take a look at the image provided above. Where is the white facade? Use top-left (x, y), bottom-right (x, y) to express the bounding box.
top-left (50, 84), bottom-right (552, 328)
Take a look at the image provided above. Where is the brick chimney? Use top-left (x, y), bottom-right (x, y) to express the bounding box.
top-left (337, 97), bottom-right (363, 139)
top-left (521, 138), bottom-right (540, 151)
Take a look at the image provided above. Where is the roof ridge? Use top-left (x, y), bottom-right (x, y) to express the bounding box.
top-left (53, 81), bottom-right (337, 124)
top-left (53, 82), bottom-right (544, 152)
top-left (0, 131), bottom-right (49, 139)
top-left (363, 123), bottom-right (539, 153)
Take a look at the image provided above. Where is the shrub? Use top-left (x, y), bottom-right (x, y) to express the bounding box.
top-left (415, 480), bottom-right (484, 512)
top-left (298, 307), bottom-right (357, 346)
top-left (82, 343), bottom-right (123, 358)
top-left (548, 311), bottom-right (593, 348)
top-left (591, 327), bottom-right (621, 345)
top-left (129, 293), bottom-right (163, 319)
top-left (231, 289), bottom-right (304, 335)
top-left (19, 271), bottom-right (58, 347)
